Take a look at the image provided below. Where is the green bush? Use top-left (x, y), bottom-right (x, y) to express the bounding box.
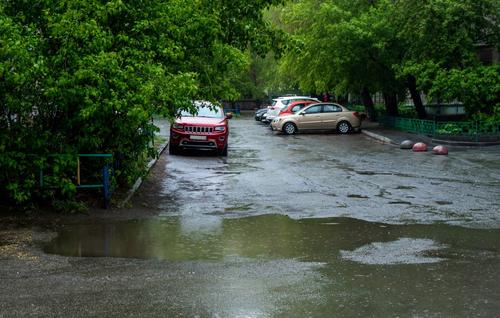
top-left (0, 0), bottom-right (282, 209)
top-left (437, 123), bottom-right (462, 135)
top-left (430, 65), bottom-right (500, 118)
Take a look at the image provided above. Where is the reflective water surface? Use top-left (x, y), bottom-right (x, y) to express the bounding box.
top-left (33, 116), bottom-right (500, 317)
top-left (45, 215), bottom-right (499, 263)
top-left (44, 215), bottom-right (500, 317)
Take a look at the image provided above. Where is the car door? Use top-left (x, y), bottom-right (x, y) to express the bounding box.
top-left (321, 104), bottom-right (343, 129)
top-left (296, 105), bottom-right (323, 130)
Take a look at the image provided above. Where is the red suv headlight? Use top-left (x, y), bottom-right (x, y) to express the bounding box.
top-left (172, 123), bottom-right (184, 129)
top-left (214, 126), bottom-right (226, 132)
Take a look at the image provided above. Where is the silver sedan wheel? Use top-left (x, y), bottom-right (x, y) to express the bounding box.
top-left (337, 121), bottom-right (351, 134)
top-left (283, 122), bottom-right (297, 135)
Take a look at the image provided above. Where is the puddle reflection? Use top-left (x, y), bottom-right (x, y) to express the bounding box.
top-left (44, 215), bottom-right (499, 265)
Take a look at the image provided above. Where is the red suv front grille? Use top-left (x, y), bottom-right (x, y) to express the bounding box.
top-left (184, 126), bottom-right (214, 133)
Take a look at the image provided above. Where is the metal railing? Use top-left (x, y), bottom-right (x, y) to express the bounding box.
top-left (378, 116), bottom-right (500, 141)
top-left (38, 153), bottom-right (114, 208)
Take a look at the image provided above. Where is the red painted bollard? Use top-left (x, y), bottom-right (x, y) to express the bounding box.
top-left (432, 145), bottom-right (449, 155)
top-left (412, 142), bottom-right (427, 152)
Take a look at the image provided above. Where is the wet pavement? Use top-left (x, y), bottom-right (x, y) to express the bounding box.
top-left (143, 114), bottom-right (500, 228)
top-left (1, 113), bottom-right (500, 317)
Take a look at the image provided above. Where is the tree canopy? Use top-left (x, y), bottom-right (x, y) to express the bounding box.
top-left (1, 0), bottom-right (499, 208)
top-left (273, 0), bottom-right (499, 118)
top-left (0, 0), bottom-right (282, 207)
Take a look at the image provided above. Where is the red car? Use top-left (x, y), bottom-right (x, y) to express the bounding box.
top-left (169, 101), bottom-right (232, 156)
top-left (278, 100), bottom-right (318, 117)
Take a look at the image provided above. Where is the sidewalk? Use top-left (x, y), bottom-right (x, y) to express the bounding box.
top-left (361, 121), bottom-right (500, 147)
top-left (118, 118), bottom-right (170, 208)
top-left (361, 121), bottom-right (431, 145)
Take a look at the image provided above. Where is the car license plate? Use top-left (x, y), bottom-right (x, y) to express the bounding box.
top-left (190, 135), bottom-right (207, 141)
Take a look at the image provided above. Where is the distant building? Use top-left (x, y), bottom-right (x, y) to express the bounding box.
top-left (476, 44), bottom-right (500, 65)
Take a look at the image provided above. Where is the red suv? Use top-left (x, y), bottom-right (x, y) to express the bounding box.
top-left (169, 101), bottom-right (232, 156)
top-left (279, 100), bottom-right (318, 117)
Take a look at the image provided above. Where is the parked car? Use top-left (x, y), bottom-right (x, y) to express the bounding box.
top-left (260, 97), bottom-right (285, 123)
top-left (278, 100), bottom-right (318, 117)
top-left (263, 96), bottom-right (320, 124)
top-left (254, 108), bottom-right (269, 121)
top-left (270, 103), bottom-right (362, 135)
top-left (169, 101), bottom-right (232, 156)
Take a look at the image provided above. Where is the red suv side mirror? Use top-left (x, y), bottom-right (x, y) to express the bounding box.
top-left (226, 112), bottom-right (233, 119)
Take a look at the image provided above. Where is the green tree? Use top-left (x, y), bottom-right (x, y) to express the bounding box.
top-left (430, 65), bottom-right (500, 117)
top-left (394, 0), bottom-right (499, 118)
top-left (273, 0), bottom-right (499, 119)
top-left (0, 0), bottom-right (282, 208)
top-left (276, 0), bottom-right (407, 118)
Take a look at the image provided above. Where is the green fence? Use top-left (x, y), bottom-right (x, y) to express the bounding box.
top-left (378, 116), bottom-right (500, 141)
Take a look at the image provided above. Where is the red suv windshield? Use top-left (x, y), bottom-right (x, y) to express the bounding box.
top-left (180, 106), bottom-right (224, 118)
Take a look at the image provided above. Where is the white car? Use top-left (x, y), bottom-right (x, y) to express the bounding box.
top-left (263, 96), bottom-right (320, 124)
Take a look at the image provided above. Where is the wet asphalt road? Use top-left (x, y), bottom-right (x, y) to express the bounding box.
top-left (1, 114), bottom-right (500, 317)
top-left (151, 114), bottom-right (500, 227)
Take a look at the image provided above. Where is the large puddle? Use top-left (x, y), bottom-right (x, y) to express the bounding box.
top-left (44, 215), bottom-right (499, 265)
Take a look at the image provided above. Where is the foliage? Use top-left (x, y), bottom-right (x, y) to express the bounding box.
top-left (371, 104), bottom-right (417, 118)
top-left (276, 0), bottom-right (403, 96)
top-left (272, 0), bottom-right (499, 117)
top-left (437, 123), bottom-right (463, 135)
top-left (228, 6), bottom-right (291, 100)
top-left (394, 0), bottom-right (499, 89)
top-left (0, 0), bottom-right (281, 208)
top-left (53, 199), bottom-right (88, 214)
top-left (232, 50), bottom-right (299, 100)
top-left (430, 64), bottom-right (500, 116)
top-left (226, 50), bottom-right (262, 100)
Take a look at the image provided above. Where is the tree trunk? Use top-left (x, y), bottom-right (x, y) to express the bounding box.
top-left (383, 92), bottom-right (399, 116)
top-left (407, 75), bottom-right (427, 119)
top-left (361, 87), bottom-right (376, 121)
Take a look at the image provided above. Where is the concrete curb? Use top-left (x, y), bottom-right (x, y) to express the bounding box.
top-left (362, 130), bottom-right (395, 145)
top-left (118, 141), bottom-right (169, 208)
top-left (363, 129), bottom-right (500, 148)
